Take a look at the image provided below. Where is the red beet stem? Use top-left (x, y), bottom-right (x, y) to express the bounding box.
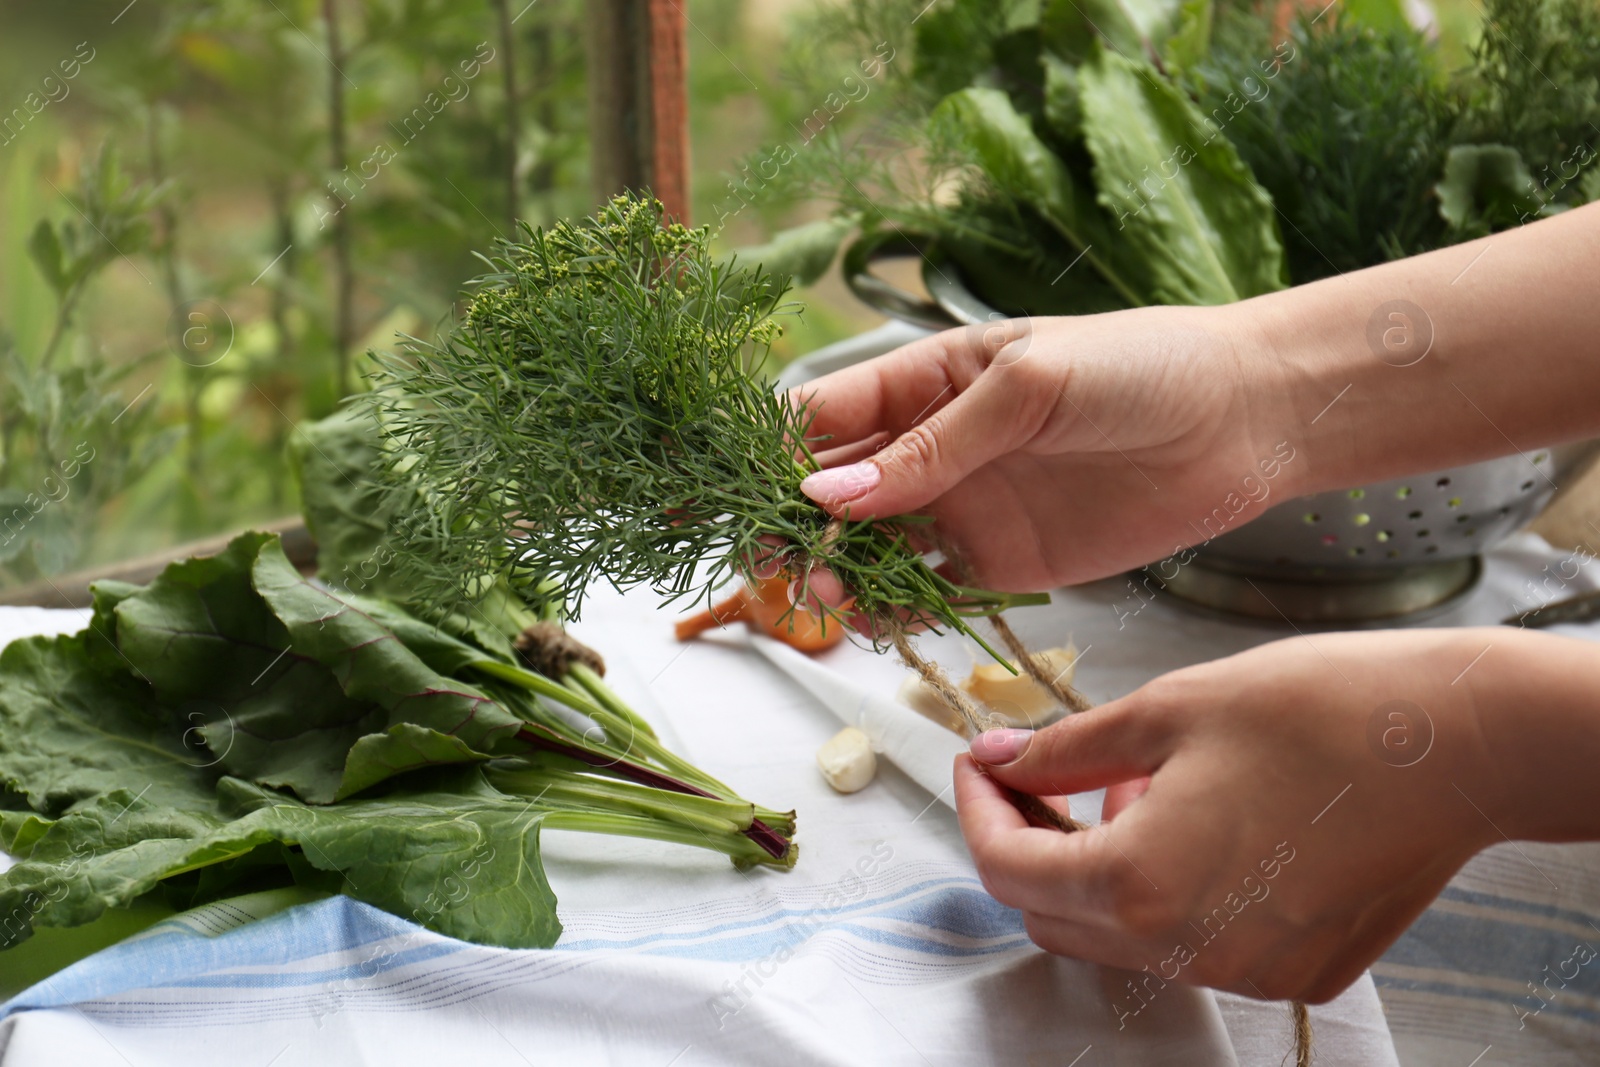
top-left (516, 725), bottom-right (790, 859)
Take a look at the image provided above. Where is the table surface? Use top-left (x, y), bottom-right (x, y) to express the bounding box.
top-left (4, 534), bottom-right (1600, 1065)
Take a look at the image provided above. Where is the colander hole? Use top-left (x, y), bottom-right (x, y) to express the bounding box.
top-left (1499, 506), bottom-right (1511, 516)
top-left (1534, 453), bottom-right (1548, 464)
top-left (1396, 487), bottom-right (1412, 498)
top-left (1437, 477), bottom-right (1451, 487)
top-left (1387, 549), bottom-right (1401, 558)
top-left (1322, 534), bottom-right (1338, 545)
top-left (1375, 530), bottom-right (1393, 541)
top-left (1302, 512), bottom-right (1321, 524)
top-left (1408, 510), bottom-right (1424, 520)
top-left (1447, 497), bottom-right (1462, 508)
top-left (1521, 480), bottom-right (1535, 491)
top-left (1353, 513), bottom-right (1371, 526)
top-left (1464, 528), bottom-right (1477, 536)
top-left (1348, 547), bottom-right (1365, 557)
top-left (1456, 514), bottom-right (1471, 523)
top-left (1417, 529), bottom-right (1431, 537)
top-left (1348, 488), bottom-right (1366, 499)
top-left (1425, 545), bottom-right (1439, 553)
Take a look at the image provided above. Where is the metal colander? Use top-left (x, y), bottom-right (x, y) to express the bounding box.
top-left (834, 237), bottom-right (1600, 621)
top-left (1157, 447), bottom-right (1600, 621)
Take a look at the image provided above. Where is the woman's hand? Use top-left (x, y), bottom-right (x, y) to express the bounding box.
top-left (792, 205), bottom-right (1600, 598)
top-left (793, 306), bottom-right (1300, 593)
top-left (953, 627), bottom-right (1600, 1004)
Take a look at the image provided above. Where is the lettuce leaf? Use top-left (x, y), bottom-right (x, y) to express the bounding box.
top-left (1077, 45), bottom-right (1286, 304)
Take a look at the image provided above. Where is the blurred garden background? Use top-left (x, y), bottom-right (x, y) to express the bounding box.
top-left (0, 0), bottom-right (1551, 587)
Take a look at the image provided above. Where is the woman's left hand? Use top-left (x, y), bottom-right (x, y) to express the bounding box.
top-left (954, 627), bottom-right (1563, 1004)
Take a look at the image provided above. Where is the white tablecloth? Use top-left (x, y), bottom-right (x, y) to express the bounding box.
top-left (4, 533), bottom-right (1600, 1065)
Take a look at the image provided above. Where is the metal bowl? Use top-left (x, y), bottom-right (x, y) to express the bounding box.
top-left (841, 234), bottom-right (1600, 621)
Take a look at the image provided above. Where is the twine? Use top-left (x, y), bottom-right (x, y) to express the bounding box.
top-left (988, 613), bottom-right (1093, 714)
top-left (1293, 1001), bottom-right (1313, 1067)
top-left (816, 518), bottom-right (845, 557)
top-left (884, 616), bottom-right (1087, 836)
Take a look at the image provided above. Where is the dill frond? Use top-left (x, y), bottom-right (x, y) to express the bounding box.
top-left (364, 194), bottom-right (1043, 656)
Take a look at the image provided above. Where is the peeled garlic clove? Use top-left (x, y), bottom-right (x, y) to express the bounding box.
top-left (897, 644), bottom-right (1080, 733)
top-left (897, 675), bottom-right (971, 736)
top-left (961, 644), bottom-right (1078, 728)
top-left (817, 726), bottom-right (877, 793)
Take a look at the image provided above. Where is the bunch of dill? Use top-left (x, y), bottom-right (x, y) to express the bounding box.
top-left (1456, 0), bottom-right (1600, 181)
top-left (1195, 0), bottom-right (1600, 283)
top-left (363, 195), bottom-right (1041, 655)
top-left (1192, 11), bottom-right (1455, 282)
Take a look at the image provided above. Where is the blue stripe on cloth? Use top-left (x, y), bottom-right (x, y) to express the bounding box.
top-left (1375, 891), bottom-right (1600, 1027)
top-left (0, 878), bottom-right (1032, 1019)
top-left (1431, 884), bottom-right (1600, 930)
top-left (555, 879), bottom-right (1026, 958)
top-left (1372, 972), bottom-right (1600, 1029)
top-left (0, 897), bottom-right (461, 1016)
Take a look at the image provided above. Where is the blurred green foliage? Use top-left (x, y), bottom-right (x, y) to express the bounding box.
top-left (0, 0), bottom-right (874, 585)
top-left (1, 146), bottom-right (179, 581)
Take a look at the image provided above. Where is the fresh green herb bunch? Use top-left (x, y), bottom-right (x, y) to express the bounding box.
top-left (1457, 0), bottom-right (1600, 184)
top-left (1194, 13), bottom-right (1453, 282)
top-left (366, 195), bottom-right (1042, 657)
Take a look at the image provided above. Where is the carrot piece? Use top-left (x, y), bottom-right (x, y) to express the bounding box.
top-left (674, 576), bottom-right (846, 652)
top-left (673, 588), bottom-right (752, 641)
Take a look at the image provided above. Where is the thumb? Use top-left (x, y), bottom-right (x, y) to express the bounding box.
top-left (798, 378), bottom-right (1030, 519)
top-left (967, 698), bottom-right (1176, 797)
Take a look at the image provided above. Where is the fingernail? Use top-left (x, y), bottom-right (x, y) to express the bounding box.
top-left (970, 729), bottom-right (1033, 765)
top-left (800, 462), bottom-right (880, 506)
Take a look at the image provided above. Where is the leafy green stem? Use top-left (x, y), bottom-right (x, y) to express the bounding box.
top-left (566, 663), bottom-right (658, 742)
top-left (513, 724), bottom-right (790, 858)
top-left (541, 808), bottom-right (790, 868)
top-left (470, 658), bottom-right (610, 721)
top-left (493, 770), bottom-right (754, 835)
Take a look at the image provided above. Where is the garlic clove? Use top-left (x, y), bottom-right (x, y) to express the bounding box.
top-left (897, 644), bottom-right (1079, 733)
top-left (816, 726), bottom-right (877, 793)
top-left (896, 674), bottom-right (971, 735)
top-left (961, 644), bottom-right (1077, 728)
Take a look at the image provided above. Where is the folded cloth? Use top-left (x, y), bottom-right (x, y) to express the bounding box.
top-left (1, 531), bottom-right (1592, 1066)
top-left (1, 868), bottom-right (1396, 1066)
top-left (0, 580), bottom-right (1379, 1066)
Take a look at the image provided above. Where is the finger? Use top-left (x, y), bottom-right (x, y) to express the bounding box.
top-left (968, 696), bottom-right (1177, 797)
top-left (786, 567), bottom-right (849, 612)
top-left (1101, 777), bottom-right (1152, 821)
top-left (955, 756), bottom-right (1117, 915)
top-left (1018, 911), bottom-right (1171, 974)
top-left (748, 535), bottom-right (789, 580)
top-left (799, 372), bottom-right (1048, 520)
top-left (789, 329), bottom-right (971, 450)
top-left (811, 432), bottom-right (891, 470)
top-left (747, 536), bottom-right (852, 610)
top-left (954, 752), bottom-right (1028, 838)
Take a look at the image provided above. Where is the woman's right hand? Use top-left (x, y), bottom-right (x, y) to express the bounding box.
top-left (790, 205), bottom-right (1600, 602)
top-left (793, 305), bottom-right (1302, 594)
